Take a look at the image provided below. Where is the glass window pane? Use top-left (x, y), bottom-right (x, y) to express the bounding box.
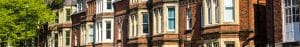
top-left (143, 13), bottom-right (149, 33)
top-left (208, 8), bottom-right (212, 24)
top-left (55, 34), bottom-right (58, 47)
top-left (286, 8), bottom-right (290, 15)
top-left (106, 21), bottom-right (111, 39)
top-left (168, 7), bottom-right (175, 30)
top-left (168, 7), bottom-right (175, 18)
top-left (89, 25), bottom-right (94, 42)
top-left (293, 15), bottom-right (300, 22)
top-left (143, 24), bottom-right (148, 33)
top-left (106, 30), bottom-right (111, 39)
top-left (107, 0), bottom-right (112, 9)
top-left (292, 0), bottom-right (297, 5)
top-left (225, 41), bottom-right (235, 47)
top-left (224, 0), bottom-right (233, 7)
top-left (143, 14), bottom-right (149, 23)
top-left (285, 0), bottom-right (290, 6)
top-left (168, 19), bottom-right (175, 29)
top-left (106, 21), bottom-right (111, 29)
top-left (293, 7), bottom-right (299, 14)
top-left (224, 8), bottom-right (234, 22)
top-left (66, 37), bottom-right (70, 45)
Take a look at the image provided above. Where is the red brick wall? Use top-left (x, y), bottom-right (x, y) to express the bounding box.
top-left (269, 0), bottom-right (283, 43)
top-left (179, 0), bottom-right (202, 47)
top-left (71, 12), bottom-right (85, 47)
top-left (113, 0), bottom-right (129, 47)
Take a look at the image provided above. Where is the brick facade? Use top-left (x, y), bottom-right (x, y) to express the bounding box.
top-left (62, 0), bottom-right (287, 47)
top-left (177, 0), bottom-right (283, 47)
top-left (113, 0), bottom-right (129, 47)
top-left (71, 10), bottom-right (85, 47)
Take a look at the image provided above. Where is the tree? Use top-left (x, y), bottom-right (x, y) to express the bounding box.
top-left (0, 0), bottom-right (55, 46)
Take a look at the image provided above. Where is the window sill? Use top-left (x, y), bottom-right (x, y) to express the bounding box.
top-left (203, 23), bottom-right (239, 28)
top-left (168, 29), bottom-right (175, 32)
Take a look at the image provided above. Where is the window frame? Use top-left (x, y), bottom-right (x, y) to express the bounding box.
top-left (107, 0), bottom-right (112, 9)
top-left (65, 30), bottom-right (71, 45)
top-left (283, 0), bottom-right (300, 42)
top-left (89, 24), bottom-right (94, 42)
top-left (66, 9), bottom-right (71, 21)
top-left (223, 0), bottom-right (235, 22)
top-left (105, 21), bottom-right (112, 39)
top-left (167, 6), bottom-right (176, 32)
top-left (207, 0), bottom-right (212, 24)
top-left (142, 13), bottom-right (149, 34)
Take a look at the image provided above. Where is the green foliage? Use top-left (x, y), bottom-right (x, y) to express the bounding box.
top-left (0, 0), bottom-right (55, 46)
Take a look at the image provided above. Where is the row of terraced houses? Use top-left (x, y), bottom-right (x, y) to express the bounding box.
top-left (38, 0), bottom-right (300, 47)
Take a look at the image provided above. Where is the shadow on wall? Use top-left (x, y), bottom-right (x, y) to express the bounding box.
top-left (253, 4), bottom-right (274, 47)
top-left (190, 4), bottom-right (203, 47)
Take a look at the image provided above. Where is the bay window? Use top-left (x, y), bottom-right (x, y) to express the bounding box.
top-left (203, 0), bottom-right (236, 26)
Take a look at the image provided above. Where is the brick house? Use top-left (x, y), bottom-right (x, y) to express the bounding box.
top-left (71, 0), bottom-right (88, 47)
top-left (93, 0), bottom-right (116, 47)
top-left (148, 0), bottom-right (181, 47)
top-left (82, 0), bottom-right (96, 47)
top-left (177, 0), bottom-right (278, 47)
top-left (71, 11), bottom-right (85, 47)
top-left (42, 0), bottom-right (77, 47)
top-left (126, 0), bottom-right (150, 47)
top-left (176, 0), bottom-right (297, 47)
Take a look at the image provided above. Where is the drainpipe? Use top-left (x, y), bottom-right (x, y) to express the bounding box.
top-left (270, 0), bottom-right (275, 46)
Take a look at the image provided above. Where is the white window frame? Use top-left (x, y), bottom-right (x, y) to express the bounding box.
top-left (223, 0), bottom-right (235, 22)
top-left (101, 19), bottom-right (114, 43)
top-left (142, 13), bottom-right (149, 35)
top-left (105, 21), bottom-right (112, 39)
top-left (283, 0), bottom-right (300, 42)
top-left (88, 24), bottom-right (94, 43)
top-left (106, 0), bottom-right (112, 9)
top-left (65, 30), bottom-right (71, 46)
top-left (167, 6), bottom-right (176, 32)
